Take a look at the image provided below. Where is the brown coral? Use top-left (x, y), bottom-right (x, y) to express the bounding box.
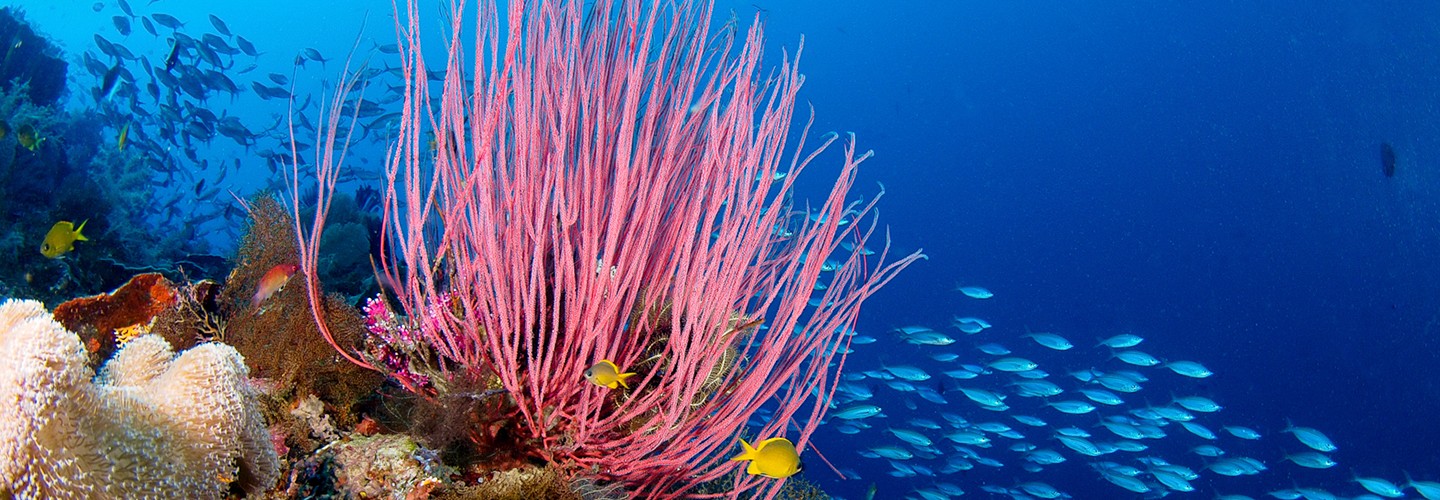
top-left (51, 272), bottom-right (178, 364)
top-left (148, 278), bottom-right (224, 351)
top-left (219, 194), bottom-right (380, 447)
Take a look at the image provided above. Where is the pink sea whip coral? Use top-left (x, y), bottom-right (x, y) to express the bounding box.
top-left (295, 0), bottom-right (923, 497)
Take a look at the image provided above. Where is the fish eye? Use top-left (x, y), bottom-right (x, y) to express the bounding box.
top-left (583, 368), bottom-right (594, 378)
top-left (41, 244), bottom-right (49, 251)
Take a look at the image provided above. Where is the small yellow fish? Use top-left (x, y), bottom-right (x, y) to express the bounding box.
top-left (16, 123), bottom-right (43, 151)
top-left (40, 220), bottom-right (88, 258)
top-left (729, 437), bottom-right (802, 479)
top-left (583, 359), bottom-right (636, 390)
top-left (117, 122), bottom-right (129, 151)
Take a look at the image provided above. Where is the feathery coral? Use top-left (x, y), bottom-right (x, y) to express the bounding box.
top-left (0, 299), bottom-right (278, 499)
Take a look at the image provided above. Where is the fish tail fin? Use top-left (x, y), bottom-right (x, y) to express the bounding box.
top-left (73, 220), bottom-right (89, 241)
top-left (616, 371), bottom-right (636, 390)
top-left (730, 439), bottom-right (757, 462)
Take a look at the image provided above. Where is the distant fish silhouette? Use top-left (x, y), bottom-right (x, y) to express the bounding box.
top-left (1381, 142), bottom-right (1396, 178)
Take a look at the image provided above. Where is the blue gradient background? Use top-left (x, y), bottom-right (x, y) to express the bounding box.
top-left (15, 1), bottom-right (1439, 497)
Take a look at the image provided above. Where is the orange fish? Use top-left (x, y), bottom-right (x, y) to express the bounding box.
top-left (252, 263), bottom-right (299, 307)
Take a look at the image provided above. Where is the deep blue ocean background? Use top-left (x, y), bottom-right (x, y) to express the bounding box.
top-left (15, 0), bottom-right (1440, 498)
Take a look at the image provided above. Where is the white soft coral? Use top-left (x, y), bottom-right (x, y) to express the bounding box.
top-left (0, 299), bottom-right (278, 499)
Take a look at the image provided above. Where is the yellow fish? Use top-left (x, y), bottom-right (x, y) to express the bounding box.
top-left (117, 122), bottom-right (129, 151)
top-left (583, 359), bottom-right (636, 390)
top-left (40, 220), bottom-right (88, 258)
top-left (729, 437), bottom-right (802, 479)
top-left (16, 123), bottom-right (43, 151)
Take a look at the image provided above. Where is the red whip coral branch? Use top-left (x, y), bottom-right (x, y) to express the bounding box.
top-left (297, 0), bottom-right (923, 497)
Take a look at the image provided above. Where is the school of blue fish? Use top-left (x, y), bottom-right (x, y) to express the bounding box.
top-left (81, 0), bottom-right (400, 242)
top-left (804, 285), bottom-right (1439, 500)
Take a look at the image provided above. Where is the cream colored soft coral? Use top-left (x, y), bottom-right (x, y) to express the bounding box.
top-left (0, 299), bottom-right (279, 499)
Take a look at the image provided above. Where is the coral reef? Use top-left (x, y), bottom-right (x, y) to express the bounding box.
top-left (286, 434), bottom-right (447, 500)
top-left (147, 278), bottom-right (224, 350)
top-left (437, 465), bottom-right (585, 500)
top-left (0, 299), bottom-right (278, 498)
top-left (290, 394), bottom-right (341, 442)
top-left (51, 272), bottom-right (178, 365)
top-left (0, 7), bottom-right (66, 107)
top-left (0, 8), bottom-right (217, 307)
top-left (219, 194), bottom-right (381, 452)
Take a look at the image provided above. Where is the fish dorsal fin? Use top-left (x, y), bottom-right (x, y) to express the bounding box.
top-left (756, 437), bottom-right (789, 450)
top-left (729, 438), bottom-right (758, 462)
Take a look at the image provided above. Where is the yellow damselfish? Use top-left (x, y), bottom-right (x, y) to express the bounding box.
top-left (730, 437), bottom-right (802, 479)
top-left (16, 123), bottom-right (43, 151)
top-left (40, 220), bottom-right (87, 258)
top-left (583, 359), bottom-right (636, 390)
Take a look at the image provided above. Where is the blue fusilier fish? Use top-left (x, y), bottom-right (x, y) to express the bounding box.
top-left (1283, 420), bottom-right (1337, 452)
top-left (1164, 360), bottom-right (1213, 378)
top-left (887, 428), bottom-right (933, 447)
top-left (988, 357), bottom-right (1038, 372)
top-left (1172, 396), bottom-right (1222, 412)
top-left (831, 404), bottom-right (882, 420)
top-left (1352, 474), bottom-right (1404, 498)
top-left (1024, 331), bottom-right (1074, 351)
top-left (1404, 473), bottom-right (1440, 499)
top-left (1112, 350), bottom-right (1161, 367)
top-left (1381, 142), bottom-right (1396, 178)
top-left (1097, 333), bottom-right (1144, 348)
top-left (1284, 452), bottom-right (1336, 469)
top-left (883, 365), bottom-right (931, 382)
top-left (1046, 400), bottom-right (1096, 415)
top-left (955, 284), bottom-right (993, 299)
top-left (1223, 426), bottom-right (1262, 440)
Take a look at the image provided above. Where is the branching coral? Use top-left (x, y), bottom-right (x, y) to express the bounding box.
top-left (0, 299), bottom-right (278, 498)
top-left (298, 2), bottom-right (924, 496)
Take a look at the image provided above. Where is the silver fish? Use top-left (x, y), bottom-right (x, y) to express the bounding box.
top-left (1283, 421), bottom-right (1337, 452)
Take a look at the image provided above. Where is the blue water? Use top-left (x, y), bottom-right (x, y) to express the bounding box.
top-left (15, 0), bottom-right (1440, 498)
top-left (753, 1), bottom-right (1440, 498)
